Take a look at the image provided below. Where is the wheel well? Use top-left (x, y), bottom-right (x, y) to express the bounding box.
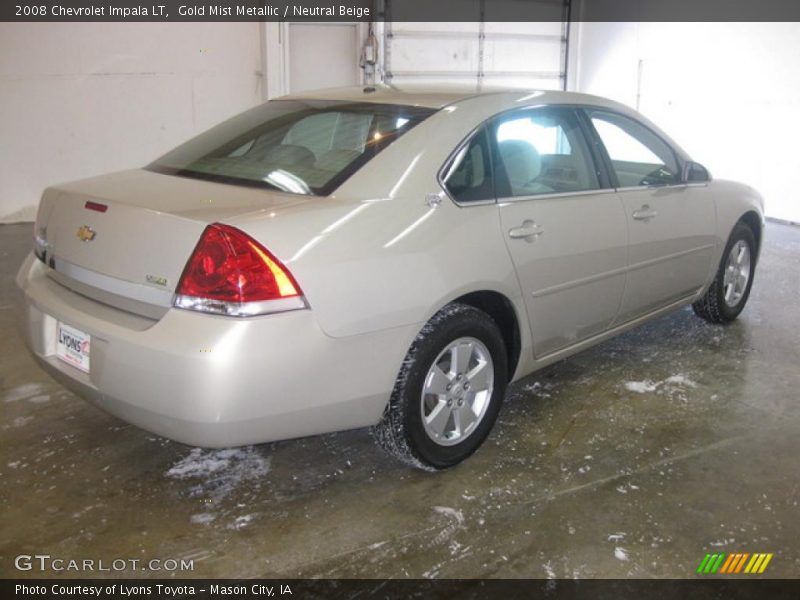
top-left (739, 211), bottom-right (762, 257)
top-left (454, 291), bottom-right (521, 382)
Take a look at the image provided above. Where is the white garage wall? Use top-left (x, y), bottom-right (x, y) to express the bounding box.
top-left (0, 23), bottom-right (263, 223)
top-left (571, 22), bottom-right (800, 223)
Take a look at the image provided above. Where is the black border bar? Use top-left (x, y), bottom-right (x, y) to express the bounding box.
top-left (4, 579), bottom-right (800, 600)
top-left (4, 0), bottom-right (800, 22)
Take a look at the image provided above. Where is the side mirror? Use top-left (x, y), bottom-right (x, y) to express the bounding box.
top-left (682, 161), bottom-right (710, 183)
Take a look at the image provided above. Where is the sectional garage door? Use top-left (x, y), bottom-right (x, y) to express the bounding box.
top-left (381, 18), bottom-right (570, 90)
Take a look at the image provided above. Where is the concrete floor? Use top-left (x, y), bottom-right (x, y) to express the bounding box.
top-left (1, 221), bottom-right (799, 580)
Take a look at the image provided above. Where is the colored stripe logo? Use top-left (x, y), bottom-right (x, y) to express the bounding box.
top-left (696, 552), bottom-right (773, 574)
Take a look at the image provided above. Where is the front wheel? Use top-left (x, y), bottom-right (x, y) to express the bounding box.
top-left (693, 222), bottom-right (757, 324)
top-left (373, 303), bottom-right (508, 471)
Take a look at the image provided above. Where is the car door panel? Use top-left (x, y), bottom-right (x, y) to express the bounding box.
top-left (489, 106), bottom-right (627, 359)
top-left (615, 185), bottom-right (716, 323)
top-left (499, 192), bottom-right (628, 357)
top-left (586, 109), bottom-right (716, 324)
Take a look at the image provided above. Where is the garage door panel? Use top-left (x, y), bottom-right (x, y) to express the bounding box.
top-left (389, 38), bottom-right (479, 75)
top-left (484, 38), bottom-right (564, 73)
top-left (483, 21), bottom-right (564, 36)
top-left (390, 22), bottom-right (480, 35)
top-left (481, 76), bottom-right (563, 88)
top-left (383, 12), bottom-right (568, 90)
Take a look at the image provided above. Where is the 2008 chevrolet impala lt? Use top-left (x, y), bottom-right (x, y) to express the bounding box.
top-left (16, 86), bottom-right (763, 470)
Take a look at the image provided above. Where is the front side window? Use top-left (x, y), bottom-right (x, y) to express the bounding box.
top-left (491, 107), bottom-right (600, 198)
top-left (148, 100), bottom-right (434, 196)
top-left (441, 128), bottom-right (494, 204)
top-left (588, 110), bottom-right (680, 187)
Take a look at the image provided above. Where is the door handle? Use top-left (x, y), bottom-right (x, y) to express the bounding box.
top-left (632, 205), bottom-right (658, 222)
top-left (508, 220), bottom-right (544, 240)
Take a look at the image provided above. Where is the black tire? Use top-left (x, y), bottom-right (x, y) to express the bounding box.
top-left (693, 222), bottom-right (757, 324)
top-left (373, 303), bottom-right (508, 471)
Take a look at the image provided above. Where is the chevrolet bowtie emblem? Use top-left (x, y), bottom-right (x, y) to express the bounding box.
top-left (76, 225), bottom-right (96, 242)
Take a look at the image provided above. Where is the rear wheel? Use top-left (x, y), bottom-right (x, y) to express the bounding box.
top-left (373, 303), bottom-right (508, 470)
top-left (693, 222), bottom-right (756, 324)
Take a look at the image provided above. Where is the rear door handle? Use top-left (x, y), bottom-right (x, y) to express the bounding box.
top-left (508, 220), bottom-right (544, 240)
top-left (632, 205), bottom-right (658, 221)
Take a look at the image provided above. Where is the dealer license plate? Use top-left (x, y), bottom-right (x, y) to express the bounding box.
top-left (56, 322), bottom-right (91, 373)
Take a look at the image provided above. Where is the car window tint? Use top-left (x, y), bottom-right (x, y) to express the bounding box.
top-left (589, 111), bottom-right (680, 187)
top-left (442, 128), bottom-right (494, 203)
top-left (148, 101), bottom-right (434, 196)
top-left (491, 108), bottom-right (599, 198)
top-left (284, 112), bottom-right (374, 158)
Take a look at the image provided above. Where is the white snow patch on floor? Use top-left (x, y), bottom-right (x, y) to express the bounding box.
top-left (625, 374), bottom-right (698, 395)
top-left (616, 482), bottom-right (640, 494)
top-left (543, 561), bottom-right (556, 579)
top-left (433, 506), bottom-right (465, 525)
top-left (614, 547), bottom-right (629, 561)
top-left (625, 380), bottom-right (659, 393)
top-left (664, 374), bottom-right (697, 388)
top-left (190, 513), bottom-right (216, 525)
top-left (4, 383), bottom-right (45, 403)
top-left (709, 538), bottom-right (734, 547)
top-left (368, 540), bottom-right (387, 550)
top-left (228, 514), bottom-right (256, 530)
top-left (431, 506), bottom-right (466, 546)
top-left (13, 416), bottom-right (34, 427)
top-left (522, 380), bottom-right (557, 398)
top-left (166, 447), bottom-right (271, 502)
top-left (29, 395), bottom-right (50, 404)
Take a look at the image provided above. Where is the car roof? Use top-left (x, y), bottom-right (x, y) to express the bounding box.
top-left (280, 84), bottom-right (621, 111)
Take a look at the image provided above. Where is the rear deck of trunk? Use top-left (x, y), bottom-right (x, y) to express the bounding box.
top-left (33, 169), bottom-right (308, 318)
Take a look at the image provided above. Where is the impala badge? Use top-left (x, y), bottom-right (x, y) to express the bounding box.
top-left (76, 225), bottom-right (96, 242)
top-left (146, 274), bottom-right (168, 287)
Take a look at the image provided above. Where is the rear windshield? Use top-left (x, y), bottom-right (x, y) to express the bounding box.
top-left (148, 100), bottom-right (435, 196)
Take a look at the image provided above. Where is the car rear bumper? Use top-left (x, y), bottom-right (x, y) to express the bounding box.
top-left (16, 253), bottom-right (414, 447)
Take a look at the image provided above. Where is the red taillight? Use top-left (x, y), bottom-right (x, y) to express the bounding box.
top-left (176, 224), bottom-right (302, 310)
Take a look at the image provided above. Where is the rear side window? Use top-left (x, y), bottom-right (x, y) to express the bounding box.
top-left (441, 128), bottom-right (494, 204)
top-left (490, 107), bottom-right (600, 198)
top-left (588, 110), bottom-right (680, 187)
top-left (148, 100), bottom-right (434, 196)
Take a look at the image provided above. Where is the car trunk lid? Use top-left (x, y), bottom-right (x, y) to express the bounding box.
top-left (36, 169), bottom-right (309, 318)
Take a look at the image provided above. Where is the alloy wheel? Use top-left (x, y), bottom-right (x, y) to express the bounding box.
top-left (420, 336), bottom-right (494, 446)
